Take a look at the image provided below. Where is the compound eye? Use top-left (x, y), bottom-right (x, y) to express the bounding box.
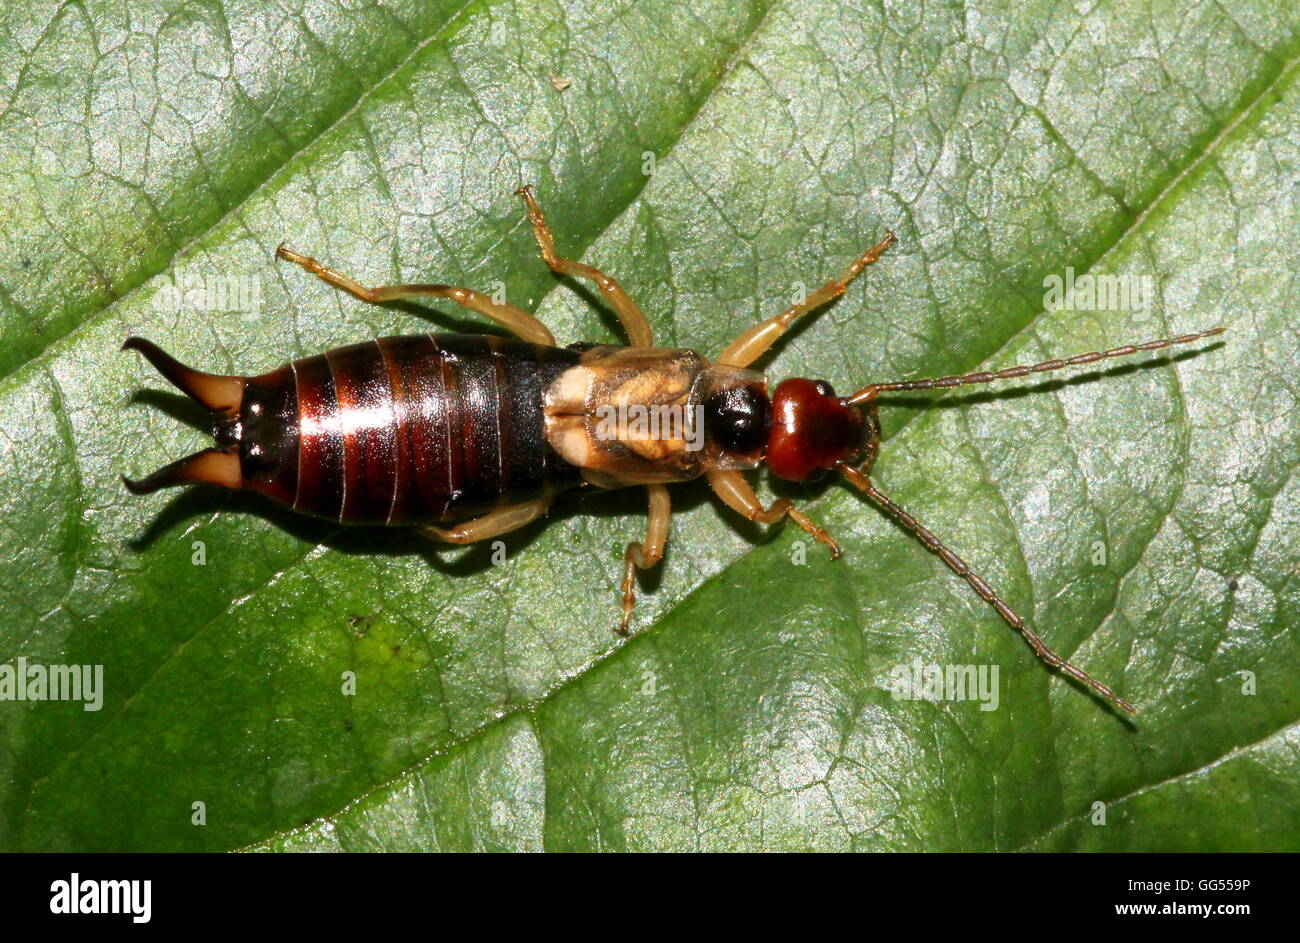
top-left (705, 385), bottom-right (770, 454)
top-left (813, 380), bottom-right (835, 397)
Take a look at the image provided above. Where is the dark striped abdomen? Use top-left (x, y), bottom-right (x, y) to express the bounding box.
top-left (239, 335), bottom-right (583, 524)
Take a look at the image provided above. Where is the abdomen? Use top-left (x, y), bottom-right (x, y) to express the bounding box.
top-left (240, 335), bottom-right (583, 524)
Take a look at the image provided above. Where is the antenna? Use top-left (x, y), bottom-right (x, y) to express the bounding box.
top-left (847, 327), bottom-right (1225, 405)
top-left (840, 463), bottom-right (1137, 714)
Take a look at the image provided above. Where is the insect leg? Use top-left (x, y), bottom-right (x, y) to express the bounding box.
top-left (707, 469), bottom-right (840, 558)
top-left (417, 497), bottom-right (553, 545)
top-left (276, 245), bottom-right (555, 346)
top-left (516, 185), bottom-right (654, 347)
top-left (838, 462), bottom-right (1136, 714)
top-left (619, 484), bottom-right (671, 635)
top-left (715, 231), bottom-right (896, 368)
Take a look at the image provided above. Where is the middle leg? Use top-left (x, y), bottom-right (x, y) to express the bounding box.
top-left (620, 484), bottom-right (671, 635)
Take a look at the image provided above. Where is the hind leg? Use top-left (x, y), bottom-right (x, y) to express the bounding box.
top-left (516, 185), bottom-right (654, 347)
top-left (418, 497), bottom-right (553, 544)
top-left (277, 245), bottom-right (555, 346)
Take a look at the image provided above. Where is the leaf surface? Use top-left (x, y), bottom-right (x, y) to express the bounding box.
top-left (0, 0), bottom-right (1296, 852)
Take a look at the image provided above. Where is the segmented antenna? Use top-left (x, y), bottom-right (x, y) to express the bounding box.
top-left (839, 463), bottom-right (1136, 713)
top-left (847, 327), bottom-right (1225, 405)
top-left (837, 325), bottom-right (1228, 713)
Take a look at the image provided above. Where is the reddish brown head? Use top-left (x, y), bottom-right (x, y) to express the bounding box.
top-left (765, 378), bottom-right (870, 482)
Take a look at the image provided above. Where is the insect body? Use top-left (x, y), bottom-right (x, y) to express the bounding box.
top-left (125, 186), bottom-right (1224, 715)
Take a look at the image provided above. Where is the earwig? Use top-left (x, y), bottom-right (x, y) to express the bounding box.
top-left (124, 185), bottom-right (1225, 715)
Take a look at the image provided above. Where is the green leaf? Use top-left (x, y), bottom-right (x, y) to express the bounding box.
top-left (1, 0), bottom-right (1296, 852)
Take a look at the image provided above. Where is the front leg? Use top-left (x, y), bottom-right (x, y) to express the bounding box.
top-left (707, 469), bottom-right (840, 558)
top-left (715, 231), bottom-right (895, 368)
top-left (620, 484), bottom-right (671, 635)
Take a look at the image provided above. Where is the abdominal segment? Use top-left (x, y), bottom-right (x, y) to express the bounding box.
top-left (242, 335), bottom-right (584, 524)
